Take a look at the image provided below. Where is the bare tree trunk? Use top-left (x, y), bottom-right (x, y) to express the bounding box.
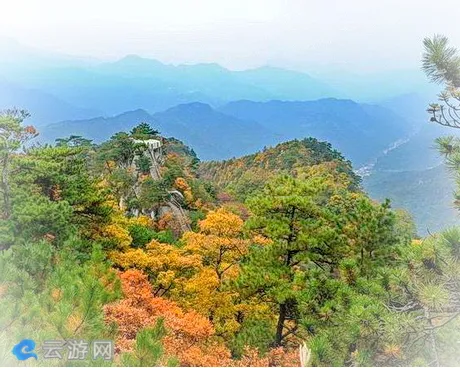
top-left (275, 303), bottom-right (287, 346)
top-left (273, 206), bottom-right (296, 347)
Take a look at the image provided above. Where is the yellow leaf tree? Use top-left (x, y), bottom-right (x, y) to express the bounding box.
top-left (176, 208), bottom-right (250, 337)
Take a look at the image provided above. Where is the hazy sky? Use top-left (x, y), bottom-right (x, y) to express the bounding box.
top-left (1, 0), bottom-right (460, 72)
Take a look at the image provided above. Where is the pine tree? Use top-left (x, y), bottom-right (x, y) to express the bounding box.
top-left (236, 168), bottom-right (405, 363)
top-left (0, 109), bottom-right (37, 220)
top-left (130, 122), bottom-right (160, 140)
top-left (121, 319), bottom-right (172, 367)
top-left (385, 228), bottom-right (460, 366)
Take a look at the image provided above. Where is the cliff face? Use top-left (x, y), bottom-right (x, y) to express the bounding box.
top-left (133, 137), bottom-right (191, 236)
top-left (133, 138), bottom-right (163, 180)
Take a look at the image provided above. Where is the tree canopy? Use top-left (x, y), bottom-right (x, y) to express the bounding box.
top-left (0, 111), bottom-right (458, 366)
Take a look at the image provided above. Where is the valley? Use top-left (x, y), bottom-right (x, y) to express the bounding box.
top-left (35, 93), bottom-right (459, 235)
top-left (2, 13), bottom-right (460, 365)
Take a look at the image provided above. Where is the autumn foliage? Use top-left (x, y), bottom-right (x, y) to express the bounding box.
top-left (5, 119), bottom-right (447, 367)
top-left (104, 269), bottom-right (299, 366)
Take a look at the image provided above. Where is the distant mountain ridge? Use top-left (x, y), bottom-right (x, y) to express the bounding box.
top-left (1, 47), bottom-right (336, 119)
top-left (39, 103), bottom-right (279, 160)
top-left (0, 39), bottom-right (441, 127)
top-left (39, 98), bottom-right (412, 164)
top-left (0, 79), bottom-right (100, 127)
top-left (219, 98), bottom-right (412, 166)
top-left (151, 102), bottom-right (278, 159)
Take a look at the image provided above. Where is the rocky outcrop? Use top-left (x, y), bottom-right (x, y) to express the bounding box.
top-left (133, 139), bottom-right (164, 180)
top-left (134, 138), bottom-right (191, 235)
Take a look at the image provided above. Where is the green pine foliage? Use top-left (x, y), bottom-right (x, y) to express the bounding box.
top-left (0, 242), bottom-right (121, 366)
top-left (234, 168), bottom-right (411, 365)
top-left (121, 319), bottom-right (178, 367)
top-left (1, 112), bottom-right (459, 366)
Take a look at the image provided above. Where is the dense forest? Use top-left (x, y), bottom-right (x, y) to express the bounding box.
top-left (1, 36), bottom-right (460, 367)
top-left (0, 108), bottom-right (459, 366)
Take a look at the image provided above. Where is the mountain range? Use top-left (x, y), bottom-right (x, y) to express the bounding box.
top-left (2, 39), bottom-right (459, 235)
top-left (0, 38), bottom-right (440, 127)
top-left (0, 79), bottom-right (99, 126)
top-left (219, 99), bottom-right (412, 166)
top-left (1, 40), bottom-right (337, 124)
top-left (39, 99), bottom-right (411, 165)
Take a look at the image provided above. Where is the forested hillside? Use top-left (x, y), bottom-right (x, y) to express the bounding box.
top-left (198, 138), bottom-right (361, 201)
top-left (2, 110), bottom-right (460, 366)
top-left (3, 3), bottom-right (460, 366)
